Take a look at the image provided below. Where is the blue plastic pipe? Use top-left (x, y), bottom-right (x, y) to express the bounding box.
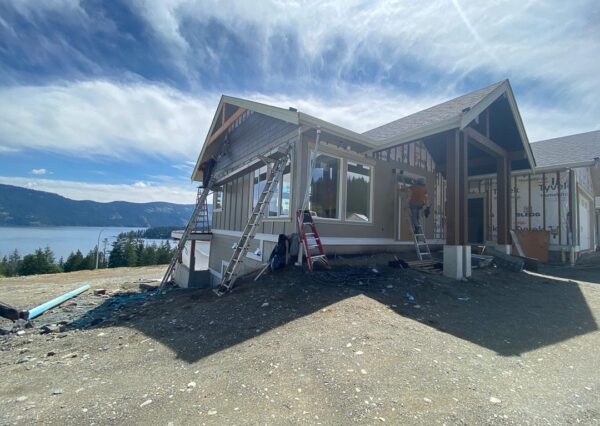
top-left (26, 284), bottom-right (91, 320)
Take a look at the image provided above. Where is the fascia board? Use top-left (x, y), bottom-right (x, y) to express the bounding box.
top-left (298, 112), bottom-right (377, 149)
top-left (367, 117), bottom-right (460, 153)
top-left (459, 81), bottom-right (508, 130)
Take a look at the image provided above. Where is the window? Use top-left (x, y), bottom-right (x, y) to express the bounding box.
top-left (213, 186), bottom-right (223, 211)
top-left (252, 165), bottom-right (268, 209)
top-left (269, 162), bottom-right (291, 216)
top-left (346, 162), bottom-right (371, 222)
top-left (253, 161), bottom-right (292, 217)
top-left (309, 154), bottom-right (340, 218)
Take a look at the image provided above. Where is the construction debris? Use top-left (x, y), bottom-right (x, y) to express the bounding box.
top-left (0, 301), bottom-right (21, 321)
top-left (472, 254), bottom-right (494, 269)
top-left (25, 284), bottom-right (91, 320)
top-left (406, 259), bottom-right (443, 275)
top-left (487, 248), bottom-right (524, 272)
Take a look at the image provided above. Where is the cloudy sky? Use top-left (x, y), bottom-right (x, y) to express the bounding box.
top-left (0, 0), bottom-right (598, 203)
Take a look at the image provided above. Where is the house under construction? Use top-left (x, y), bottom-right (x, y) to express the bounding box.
top-left (167, 80), bottom-right (600, 290)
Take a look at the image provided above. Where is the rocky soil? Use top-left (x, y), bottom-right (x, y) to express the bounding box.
top-left (0, 258), bottom-right (599, 425)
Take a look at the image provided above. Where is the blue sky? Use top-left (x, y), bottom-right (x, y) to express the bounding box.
top-left (0, 0), bottom-right (598, 203)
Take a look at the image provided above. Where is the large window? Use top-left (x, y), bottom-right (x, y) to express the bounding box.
top-left (346, 162), bottom-right (371, 222)
top-left (253, 161), bottom-right (291, 217)
top-left (309, 155), bottom-right (340, 218)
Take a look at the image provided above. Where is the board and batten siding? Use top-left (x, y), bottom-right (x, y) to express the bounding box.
top-left (212, 112), bottom-right (298, 176)
top-left (208, 131), bottom-right (450, 281)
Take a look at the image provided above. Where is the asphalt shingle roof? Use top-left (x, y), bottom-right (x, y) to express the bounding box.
top-left (531, 130), bottom-right (600, 168)
top-left (363, 80), bottom-right (505, 143)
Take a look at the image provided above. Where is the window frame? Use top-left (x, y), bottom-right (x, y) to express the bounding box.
top-left (344, 161), bottom-right (374, 224)
top-left (250, 158), bottom-right (293, 221)
top-left (308, 152), bottom-right (343, 221)
top-left (213, 186), bottom-right (224, 212)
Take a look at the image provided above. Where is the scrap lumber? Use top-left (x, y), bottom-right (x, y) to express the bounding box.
top-left (487, 248), bottom-right (524, 272)
top-left (510, 230), bottom-right (525, 257)
top-left (406, 259), bottom-right (443, 275)
top-left (0, 301), bottom-right (21, 321)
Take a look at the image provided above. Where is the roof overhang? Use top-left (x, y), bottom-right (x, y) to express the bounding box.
top-left (191, 96), bottom-right (377, 182)
top-left (366, 80), bottom-right (536, 172)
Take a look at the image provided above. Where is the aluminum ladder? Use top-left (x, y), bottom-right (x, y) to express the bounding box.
top-left (296, 127), bottom-right (328, 270)
top-left (297, 209), bottom-right (328, 272)
top-left (215, 144), bottom-right (293, 296)
top-left (412, 223), bottom-right (432, 261)
top-left (193, 186), bottom-right (211, 233)
top-left (158, 176), bottom-right (215, 292)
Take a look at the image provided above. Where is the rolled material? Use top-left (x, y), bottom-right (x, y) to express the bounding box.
top-left (26, 284), bottom-right (91, 320)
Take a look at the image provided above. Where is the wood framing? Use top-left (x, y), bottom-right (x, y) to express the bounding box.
top-left (497, 156), bottom-right (511, 244)
top-left (207, 107), bottom-right (247, 146)
top-left (446, 130), bottom-right (462, 245)
top-left (464, 126), bottom-right (507, 158)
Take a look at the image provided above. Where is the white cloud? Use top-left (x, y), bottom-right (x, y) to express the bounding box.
top-left (0, 81), bottom-right (218, 159)
top-left (0, 176), bottom-right (197, 204)
top-left (131, 0), bottom-right (599, 134)
top-left (0, 145), bottom-right (19, 153)
top-left (1, 78), bottom-right (596, 161)
top-left (30, 168), bottom-right (47, 175)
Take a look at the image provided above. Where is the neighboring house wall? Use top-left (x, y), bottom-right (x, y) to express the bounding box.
top-left (469, 166), bottom-right (597, 258)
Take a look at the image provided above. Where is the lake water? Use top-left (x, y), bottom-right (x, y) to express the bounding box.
top-left (0, 226), bottom-right (162, 260)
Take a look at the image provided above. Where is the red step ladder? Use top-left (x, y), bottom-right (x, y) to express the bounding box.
top-left (297, 209), bottom-right (328, 272)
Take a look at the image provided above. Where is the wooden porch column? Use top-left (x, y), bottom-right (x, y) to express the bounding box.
top-left (459, 130), bottom-right (469, 244)
top-left (496, 156), bottom-right (511, 245)
top-left (446, 130), bottom-right (468, 245)
top-left (190, 240), bottom-right (196, 272)
top-left (444, 129), bottom-right (470, 279)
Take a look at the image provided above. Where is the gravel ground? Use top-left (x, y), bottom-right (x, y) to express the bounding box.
top-left (0, 257), bottom-right (599, 425)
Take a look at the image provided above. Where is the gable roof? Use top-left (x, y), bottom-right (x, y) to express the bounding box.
top-left (362, 79), bottom-right (535, 171)
top-left (363, 80), bottom-right (505, 143)
top-left (531, 130), bottom-right (600, 169)
top-left (191, 95), bottom-right (377, 181)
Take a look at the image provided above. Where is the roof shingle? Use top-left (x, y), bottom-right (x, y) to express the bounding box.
top-left (363, 81), bottom-right (505, 143)
top-left (531, 130), bottom-right (600, 168)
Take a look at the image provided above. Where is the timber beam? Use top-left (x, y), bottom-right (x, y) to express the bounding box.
top-left (207, 107), bottom-right (247, 146)
top-left (464, 126), bottom-right (507, 158)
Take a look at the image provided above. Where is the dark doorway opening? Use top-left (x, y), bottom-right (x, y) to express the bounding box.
top-left (468, 197), bottom-right (485, 244)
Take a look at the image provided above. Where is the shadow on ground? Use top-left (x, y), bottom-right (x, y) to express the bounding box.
top-left (538, 264), bottom-right (600, 285)
top-left (64, 260), bottom-right (598, 361)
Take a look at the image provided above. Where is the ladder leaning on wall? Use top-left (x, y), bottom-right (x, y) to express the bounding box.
top-left (215, 143), bottom-right (294, 296)
top-left (411, 222), bottom-right (432, 261)
top-left (158, 175), bottom-right (216, 292)
top-left (296, 127), bottom-right (329, 272)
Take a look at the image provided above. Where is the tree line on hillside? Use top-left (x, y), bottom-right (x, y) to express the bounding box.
top-left (0, 234), bottom-right (175, 277)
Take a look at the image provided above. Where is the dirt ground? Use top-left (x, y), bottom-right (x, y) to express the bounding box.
top-left (0, 255), bottom-right (599, 425)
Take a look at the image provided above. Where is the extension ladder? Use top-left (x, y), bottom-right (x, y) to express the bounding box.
top-left (158, 176), bottom-right (215, 291)
top-left (215, 144), bottom-right (293, 296)
top-left (297, 209), bottom-right (328, 272)
top-left (194, 186), bottom-right (211, 233)
top-left (412, 223), bottom-right (432, 261)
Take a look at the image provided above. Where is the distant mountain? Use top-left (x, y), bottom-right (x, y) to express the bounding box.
top-left (0, 184), bottom-right (204, 227)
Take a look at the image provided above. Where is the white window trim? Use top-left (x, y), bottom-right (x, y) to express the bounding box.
top-left (308, 143), bottom-right (376, 225)
top-left (307, 149), bottom-right (344, 222)
top-left (213, 186), bottom-right (224, 213)
top-left (250, 157), bottom-right (294, 220)
top-left (343, 160), bottom-right (374, 224)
